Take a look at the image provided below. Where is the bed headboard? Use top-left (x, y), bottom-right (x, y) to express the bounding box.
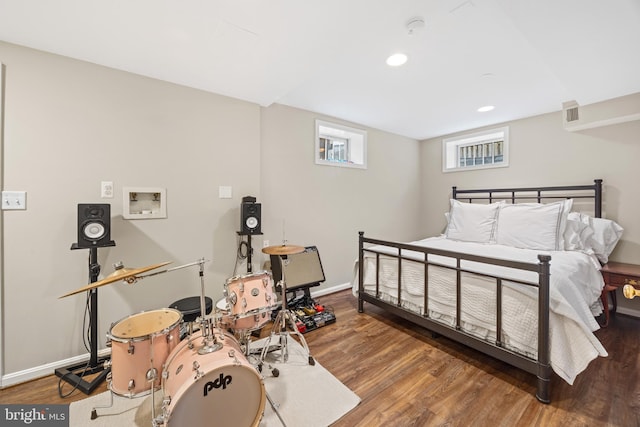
top-left (452, 179), bottom-right (603, 218)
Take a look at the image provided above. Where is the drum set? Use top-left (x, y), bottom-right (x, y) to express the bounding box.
top-left (59, 244), bottom-right (314, 427)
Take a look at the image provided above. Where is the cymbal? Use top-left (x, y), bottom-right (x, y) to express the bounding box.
top-left (59, 261), bottom-right (172, 298)
top-left (262, 244), bottom-right (305, 256)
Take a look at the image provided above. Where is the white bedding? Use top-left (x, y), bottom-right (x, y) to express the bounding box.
top-left (352, 236), bottom-right (608, 385)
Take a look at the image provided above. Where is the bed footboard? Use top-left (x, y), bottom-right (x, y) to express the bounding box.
top-left (357, 231), bottom-right (552, 403)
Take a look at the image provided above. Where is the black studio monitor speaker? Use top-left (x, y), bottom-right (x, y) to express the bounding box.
top-left (74, 204), bottom-right (116, 249)
top-left (240, 196), bottom-right (262, 235)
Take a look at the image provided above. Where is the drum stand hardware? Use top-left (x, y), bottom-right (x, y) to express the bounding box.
top-left (266, 392), bottom-right (288, 427)
top-left (90, 376), bottom-right (114, 420)
top-left (259, 245), bottom-right (315, 367)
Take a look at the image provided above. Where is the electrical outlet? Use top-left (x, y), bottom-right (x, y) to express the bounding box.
top-left (101, 181), bottom-right (114, 198)
top-left (263, 240), bottom-right (270, 248)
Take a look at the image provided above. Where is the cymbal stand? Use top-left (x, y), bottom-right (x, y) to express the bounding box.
top-left (195, 258), bottom-right (222, 355)
top-left (260, 255), bottom-right (315, 366)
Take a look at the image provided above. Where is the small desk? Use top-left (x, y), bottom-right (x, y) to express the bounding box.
top-left (600, 262), bottom-right (640, 327)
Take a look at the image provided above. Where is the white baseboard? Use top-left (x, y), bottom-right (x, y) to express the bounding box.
top-left (1, 284), bottom-right (353, 389)
top-left (311, 282), bottom-right (352, 297)
top-left (1, 348), bottom-right (111, 389)
top-left (616, 306), bottom-right (640, 318)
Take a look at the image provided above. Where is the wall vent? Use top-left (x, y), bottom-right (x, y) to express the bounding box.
top-left (566, 106), bottom-right (579, 122)
top-left (562, 94), bottom-right (640, 131)
top-left (562, 100), bottom-right (580, 127)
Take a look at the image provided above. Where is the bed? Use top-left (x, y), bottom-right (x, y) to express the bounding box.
top-left (354, 180), bottom-right (623, 403)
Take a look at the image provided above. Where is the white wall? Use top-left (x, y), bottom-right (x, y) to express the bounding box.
top-left (420, 96), bottom-right (640, 313)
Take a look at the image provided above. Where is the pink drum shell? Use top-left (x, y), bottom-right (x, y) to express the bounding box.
top-left (161, 329), bottom-right (265, 427)
top-left (107, 308), bottom-right (182, 397)
top-left (224, 271), bottom-right (276, 317)
top-left (216, 298), bottom-right (271, 332)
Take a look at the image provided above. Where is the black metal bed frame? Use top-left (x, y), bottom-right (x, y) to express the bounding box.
top-left (357, 179), bottom-right (603, 403)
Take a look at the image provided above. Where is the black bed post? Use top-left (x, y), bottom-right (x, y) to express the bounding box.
top-left (358, 231), bottom-right (365, 313)
top-left (452, 186), bottom-right (458, 200)
top-left (536, 254), bottom-right (552, 404)
top-left (594, 179), bottom-right (603, 218)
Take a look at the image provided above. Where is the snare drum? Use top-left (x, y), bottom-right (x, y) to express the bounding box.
top-left (159, 329), bottom-right (265, 426)
top-left (216, 298), bottom-right (271, 332)
top-left (107, 308), bottom-right (181, 397)
top-left (224, 271), bottom-right (276, 318)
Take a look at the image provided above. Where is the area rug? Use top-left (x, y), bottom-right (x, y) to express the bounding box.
top-left (70, 336), bottom-right (360, 426)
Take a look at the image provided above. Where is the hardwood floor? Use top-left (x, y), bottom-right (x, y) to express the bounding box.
top-left (1, 289), bottom-right (638, 426)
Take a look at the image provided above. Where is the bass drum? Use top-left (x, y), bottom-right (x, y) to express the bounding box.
top-left (160, 329), bottom-right (265, 426)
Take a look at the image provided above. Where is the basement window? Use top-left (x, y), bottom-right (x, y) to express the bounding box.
top-left (442, 126), bottom-right (509, 172)
top-left (315, 120), bottom-right (367, 169)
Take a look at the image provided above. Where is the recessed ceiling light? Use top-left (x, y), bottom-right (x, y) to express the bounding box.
top-left (477, 105), bottom-right (495, 112)
top-left (386, 53), bottom-right (408, 67)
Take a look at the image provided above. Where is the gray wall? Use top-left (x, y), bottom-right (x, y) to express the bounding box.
top-left (420, 97), bottom-right (640, 313)
top-left (0, 42), bottom-right (422, 380)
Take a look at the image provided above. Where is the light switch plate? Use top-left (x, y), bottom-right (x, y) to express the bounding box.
top-left (2, 191), bottom-right (27, 210)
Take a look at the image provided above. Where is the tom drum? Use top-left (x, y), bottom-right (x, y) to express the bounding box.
top-left (224, 271), bottom-right (276, 318)
top-left (216, 298), bottom-right (271, 332)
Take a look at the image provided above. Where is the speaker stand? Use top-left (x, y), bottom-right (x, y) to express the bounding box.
top-left (247, 234), bottom-right (254, 274)
top-left (55, 246), bottom-right (111, 395)
top-left (237, 231), bottom-right (263, 275)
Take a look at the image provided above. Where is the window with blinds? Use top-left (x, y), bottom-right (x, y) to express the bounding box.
top-left (442, 126), bottom-right (509, 172)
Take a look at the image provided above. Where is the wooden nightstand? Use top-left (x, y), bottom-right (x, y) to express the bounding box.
top-left (600, 262), bottom-right (640, 327)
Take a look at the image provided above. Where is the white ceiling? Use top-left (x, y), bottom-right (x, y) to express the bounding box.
top-left (1, 0), bottom-right (639, 140)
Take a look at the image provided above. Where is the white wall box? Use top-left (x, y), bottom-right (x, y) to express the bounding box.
top-left (123, 187), bottom-right (167, 219)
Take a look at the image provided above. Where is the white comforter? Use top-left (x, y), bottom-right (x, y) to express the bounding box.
top-left (352, 236), bottom-right (607, 385)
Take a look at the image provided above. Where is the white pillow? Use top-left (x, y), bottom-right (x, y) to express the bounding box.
top-left (445, 199), bottom-right (502, 243)
top-left (495, 200), bottom-right (573, 251)
top-left (564, 212), bottom-right (595, 251)
top-left (569, 214), bottom-right (624, 263)
top-left (589, 217), bottom-right (624, 264)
